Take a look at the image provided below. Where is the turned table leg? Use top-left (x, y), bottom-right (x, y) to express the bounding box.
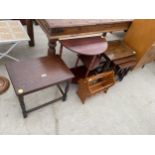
top-left (48, 40), bottom-right (57, 55)
top-left (26, 19), bottom-right (35, 47)
top-left (102, 32), bottom-right (107, 37)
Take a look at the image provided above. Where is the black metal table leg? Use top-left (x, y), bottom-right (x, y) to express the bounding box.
top-left (18, 95), bottom-right (27, 118)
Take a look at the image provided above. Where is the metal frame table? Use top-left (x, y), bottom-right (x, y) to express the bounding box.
top-left (0, 20), bottom-right (29, 61)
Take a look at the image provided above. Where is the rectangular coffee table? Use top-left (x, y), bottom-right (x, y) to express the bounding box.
top-left (26, 19), bottom-right (133, 53)
top-left (6, 55), bottom-right (74, 118)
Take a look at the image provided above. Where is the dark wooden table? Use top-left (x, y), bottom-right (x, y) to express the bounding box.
top-left (6, 55), bottom-right (74, 118)
top-left (60, 36), bottom-right (108, 77)
top-left (27, 19), bottom-right (133, 54)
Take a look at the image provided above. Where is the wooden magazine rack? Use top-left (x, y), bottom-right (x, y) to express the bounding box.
top-left (77, 71), bottom-right (115, 103)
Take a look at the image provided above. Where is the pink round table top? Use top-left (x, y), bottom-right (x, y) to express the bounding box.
top-left (60, 36), bottom-right (108, 56)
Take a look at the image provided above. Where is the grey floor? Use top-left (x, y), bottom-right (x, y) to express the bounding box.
top-left (0, 26), bottom-right (155, 135)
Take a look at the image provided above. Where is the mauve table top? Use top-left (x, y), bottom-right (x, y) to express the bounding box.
top-left (60, 36), bottom-right (108, 55)
top-left (6, 55), bottom-right (74, 95)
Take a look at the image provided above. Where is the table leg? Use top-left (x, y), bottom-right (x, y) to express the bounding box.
top-left (85, 55), bottom-right (97, 77)
top-left (26, 19), bottom-right (35, 47)
top-left (63, 81), bottom-right (70, 101)
top-left (18, 95), bottom-right (27, 118)
top-left (48, 39), bottom-right (57, 55)
top-left (102, 32), bottom-right (107, 37)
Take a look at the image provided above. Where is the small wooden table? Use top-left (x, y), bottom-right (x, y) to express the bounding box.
top-left (60, 36), bottom-right (108, 77)
top-left (6, 55), bottom-right (74, 118)
top-left (27, 19), bottom-right (133, 53)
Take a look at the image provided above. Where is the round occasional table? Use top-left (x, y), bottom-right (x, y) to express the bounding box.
top-left (59, 36), bottom-right (108, 77)
top-left (0, 76), bottom-right (10, 94)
